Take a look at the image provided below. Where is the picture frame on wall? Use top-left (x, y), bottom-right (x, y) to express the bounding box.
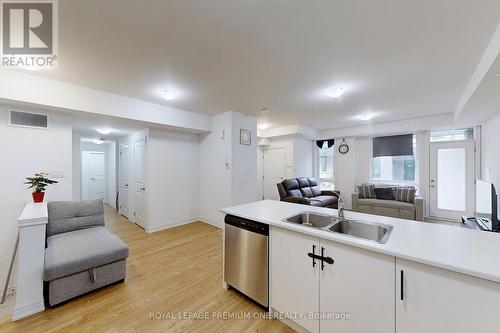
top-left (240, 129), bottom-right (251, 145)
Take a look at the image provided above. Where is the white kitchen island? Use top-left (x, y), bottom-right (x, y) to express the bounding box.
top-left (222, 200), bottom-right (500, 333)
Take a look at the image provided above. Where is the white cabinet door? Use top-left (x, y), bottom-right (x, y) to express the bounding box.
top-left (320, 240), bottom-right (395, 333)
top-left (396, 258), bottom-right (500, 333)
top-left (270, 227), bottom-right (320, 333)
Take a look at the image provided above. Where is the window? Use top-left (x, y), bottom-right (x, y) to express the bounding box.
top-left (372, 134), bottom-right (416, 183)
top-left (317, 140), bottom-right (335, 190)
top-left (430, 128), bottom-right (473, 142)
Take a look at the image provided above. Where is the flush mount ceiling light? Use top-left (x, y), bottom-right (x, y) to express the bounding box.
top-left (162, 90), bottom-right (177, 101)
top-left (358, 113), bottom-right (375, 121)
top-left (327, 86), bottom-right (346, 98)
top-left (261, 108), bottom-right (270, 114)
top-left (96, 128), bottom-right (112, 135)
top-left (94, 138), bottom-right (107, 145)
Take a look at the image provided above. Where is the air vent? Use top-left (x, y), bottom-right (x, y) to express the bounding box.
top-left (9, 110), bottom-right (48, 129)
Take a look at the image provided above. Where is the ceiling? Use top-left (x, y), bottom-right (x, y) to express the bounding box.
top-left (457, 53), bottom-right (500, 124)
top-left (30, 0), bottom-right (500, 130)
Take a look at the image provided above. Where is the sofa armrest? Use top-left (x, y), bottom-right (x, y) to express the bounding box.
top-left (415, 197), bottom-right (424, 221)
top-left (352, 192), bottom-right (359, 212)
top-left (321, 190), bottom-right (340, 198)
top-left (282, 196), bottom-right (311, 205)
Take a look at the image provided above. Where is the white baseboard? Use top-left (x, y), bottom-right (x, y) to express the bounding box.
top-left (198, 218), bottom-right (222, 229)
top-left (12, 300), bottom-right (44, 321)
top-left (145, 218), bottom-right (199, 233)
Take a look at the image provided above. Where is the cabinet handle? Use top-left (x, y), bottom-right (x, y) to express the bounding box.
top-left (307, 246), bottom-right (322, 267)
top-left (320, 247), bottom-right (334, 270)
top-left (400, 270), bottom-right (404, 301)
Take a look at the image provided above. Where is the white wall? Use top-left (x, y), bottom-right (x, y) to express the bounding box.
top-left (482, 114), bottom-right (500, 216)
top-left (199, 112), bottom-right (232, 226)
top-left (257, 146), bottom-right (264, 200)
top-left (199, 111), bottom-right (257, 227)
top-left (0, 105), bottom-right (72, 292)
top-left (231, 113), bottom-right (257, 206)
top-left (293, 138), bottom-right (314, 178)
top-left (333, 137), bottom-right (357, 209)
top-left (146, 129), bottom-right (200, 232)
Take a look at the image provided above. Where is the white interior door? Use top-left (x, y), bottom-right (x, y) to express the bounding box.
top-left (429, 141), bottom-right (475, 219)
top-left (82, 151), bottom-right (106, 200)
top-left (119, 144), bottom-right (130, 218)
top-left (263, 147), bottom-right (286, 200)
top-left (133, 138), bottom-right (146, 228)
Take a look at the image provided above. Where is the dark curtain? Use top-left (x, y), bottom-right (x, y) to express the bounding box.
top-left (316, 139), bottom-right (334, 149)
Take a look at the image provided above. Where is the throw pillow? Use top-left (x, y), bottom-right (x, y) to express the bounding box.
top-left (395, 186), bottom-right (416, 203)
top-left (374, 187), bottom-right (395, 200)
top-left (357, 184), bottom-right (376, 199)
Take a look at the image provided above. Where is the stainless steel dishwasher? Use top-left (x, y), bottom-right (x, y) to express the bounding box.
top-left (224, 214), bottom-right (269, 307)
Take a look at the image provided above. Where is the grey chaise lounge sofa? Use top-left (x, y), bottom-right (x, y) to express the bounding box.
top-left (44, 199), bottom-right (129, 306)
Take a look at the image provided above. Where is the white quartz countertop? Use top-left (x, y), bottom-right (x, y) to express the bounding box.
top-left (222, 200), bottom-right (500, 284)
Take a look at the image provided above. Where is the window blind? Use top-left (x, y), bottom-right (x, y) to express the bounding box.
top-left (373, 134), bottom-right (413, 157)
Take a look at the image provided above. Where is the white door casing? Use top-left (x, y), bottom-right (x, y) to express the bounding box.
top-left (119, 144), bottom-right (130, 218)
top-left (82, 151), bottom-right (106, 200)
top-left (263, 147), bottom-right (286, 200)
top-left (133, 137), bottom-right (146, 228)
top-left (429, 141), bottom-right (475, 219)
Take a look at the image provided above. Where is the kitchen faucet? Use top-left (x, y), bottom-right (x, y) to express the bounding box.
top-left (338, 195), bottom-right (345, 220)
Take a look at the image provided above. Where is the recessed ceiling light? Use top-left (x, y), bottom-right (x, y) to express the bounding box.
top-left (327, 86), bottom-right (346, 98)
top-left (258, 123), bottom-right (271, 130)
top-left (358, 113), bottom-right (375, 121)
top-left (163, 90), bottom-right (177, 101)
top-left (94, 138), bottom-right (107, 145)
top-left (96, 128), bottom-right (112, 135)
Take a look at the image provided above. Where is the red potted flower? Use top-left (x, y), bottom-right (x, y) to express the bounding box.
top-left (25, 172), bottom-right (58, 203)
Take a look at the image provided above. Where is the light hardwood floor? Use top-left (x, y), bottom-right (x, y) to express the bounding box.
top-left (0, 206), bottom-right (294, 333)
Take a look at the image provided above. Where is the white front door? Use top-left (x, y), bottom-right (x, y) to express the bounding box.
top-left (119, 144), bottom-right (130, 218)
top-left (429, 141), bottom-right (475, 219)
top-left (133, 138), bottom-right (146, 228)
top-left (82, 151), bottom-right (106, 200)
top-left (263, 147), bottom-right (286, 200)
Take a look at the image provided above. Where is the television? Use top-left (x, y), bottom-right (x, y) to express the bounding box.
top-left (475, 180), bottom-right (499, 231)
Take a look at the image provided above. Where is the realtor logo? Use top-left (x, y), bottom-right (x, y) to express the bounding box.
top-left (1, 0), bottom-right (58, 68)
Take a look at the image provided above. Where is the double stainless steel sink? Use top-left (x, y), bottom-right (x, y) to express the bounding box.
top-left (283, 211), bottom-right (392, 244)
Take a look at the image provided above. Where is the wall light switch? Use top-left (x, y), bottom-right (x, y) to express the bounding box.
top-left (50, 170), bottom-right (66, 179)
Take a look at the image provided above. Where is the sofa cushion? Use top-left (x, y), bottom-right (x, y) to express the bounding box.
top-left (310, 195), bottom-right (337, 207)
top-left (47, 200), bottom-right (104, 237)
top-left (44, 227), bottom-right (129, 281)
top-left (395, 186), bottom-right (416, 203)
top-left (288, 189), bottom-right (303, 197)
top-left (300, 187), bottom-right (313, 198)
top-left (311, 185), bottom-right (321, 197)
top-left (357, 184), bottom-right (376, 199)
top-left (358, 198), bottom-right (415, 211)
top-left (297, 177), bottom-right (310, 188)
top-left (282, 178), bottom-right (300, 191)
top-left (307, 178), bottom-right (319, 186)
top-left (374, 187), bottom-right (395, 200)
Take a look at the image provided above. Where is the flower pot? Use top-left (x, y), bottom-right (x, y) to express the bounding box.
top-left (32, 192), bottom-right (45, 203)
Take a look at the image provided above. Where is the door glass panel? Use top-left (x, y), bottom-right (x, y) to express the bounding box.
top-left (437, 148), bottom-right (465, 211)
